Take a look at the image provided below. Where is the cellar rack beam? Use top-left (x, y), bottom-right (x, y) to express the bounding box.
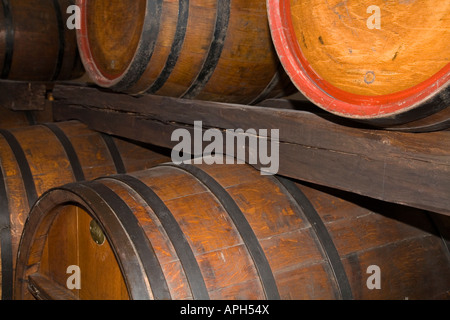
top-left (0, 80), bottom-right (52, 111)
top-left (52, 84), bottom-right (450, 216)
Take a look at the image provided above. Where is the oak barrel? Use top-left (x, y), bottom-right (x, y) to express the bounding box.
top-left (14, 159), bottom-right (450, 300)
top-left (0, 121), bottom-right (170, 299)
top-left (76, 0), bottom-right (293, 104)
top-left (0, 105), bottom-right (53, 129)
top-left (267, 0), bottom-right (450, 131)
top-left (0, 0), bottom-right (84, 81)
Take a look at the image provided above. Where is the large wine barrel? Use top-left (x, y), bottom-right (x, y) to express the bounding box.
top-left (267, 0), bottom-right (450, 131)
top-left (76, 0), bottom-right (294, 104)
top-left (0, 121), bottom-right (170, 300)
top-left (0, 0), bottom-right (84, 81)
top-left (14, 158), bottom-right (450, 300)
top-left (0, 105), bottom-right (53, 129)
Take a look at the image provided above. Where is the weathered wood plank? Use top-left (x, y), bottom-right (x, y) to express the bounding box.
top-left (28, 273), bottom-right (79, 300)
top-left (52, 85), bottom-right (450, 216)
top-left (0, 80), bottom-right (53, 111)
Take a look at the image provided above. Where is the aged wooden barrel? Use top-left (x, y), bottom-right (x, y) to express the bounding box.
top-left (76, 0), bottom-right (294, 104)
top-left (0, 0), bottom-right (84, 81)
top-left (13, 159), bottom-right (450, 300)
top-left (0, 105), bottom-right (53, 129)
top-left (267, 0), bottom-right (450, 130)
top-left (0, 121), bottom-right (170, 300)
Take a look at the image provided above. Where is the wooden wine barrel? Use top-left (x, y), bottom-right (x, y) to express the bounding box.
top-left (0, 105), bottom-right (53, 129)
top-left (13, 159), bottom-right (450, 300)
top-left (267, 0), bottom-right (450, 131)
top-left (0, 121), bottom-right (170, 300)
top-left (76, 0), bottom-right (294, 104)
top-left (0, 0), bottom-right (84, 81)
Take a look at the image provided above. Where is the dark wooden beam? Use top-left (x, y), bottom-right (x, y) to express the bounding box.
top-left (52, 85), bottom-right (450, 216)
top-left (0, 80), bottom-right (52, 111)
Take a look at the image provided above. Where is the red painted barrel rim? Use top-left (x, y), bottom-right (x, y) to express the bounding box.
top-left (267, 0), bottom-right (450, 119)
top-left (76, 0), bottom-right (134, 87)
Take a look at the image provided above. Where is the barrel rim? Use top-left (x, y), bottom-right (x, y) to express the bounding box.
top-left (76, 0), bottom-right (111, 87)
top-left (267, 0), bottom-right (450, 120)
top-left (76, 0), bottom-right (159, 90)
top-left (13, 184), bottom-right (152, 300)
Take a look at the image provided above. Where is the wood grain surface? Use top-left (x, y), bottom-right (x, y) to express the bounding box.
top-left (52, 85), bottom-right (450, 216)
top-left (77, 0), bottom-right (294, 104)
top-left (13, 160), bottom-right (450, 300)
top-left (0, 121), bottom-right (170, 299)
top-left (0, 0), bottom-right (83, 81)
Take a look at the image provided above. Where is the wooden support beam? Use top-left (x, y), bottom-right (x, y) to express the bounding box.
top-left (0, 80), bottom-right (53, 111)
top-left (52, 85), bottom-right (450, 216)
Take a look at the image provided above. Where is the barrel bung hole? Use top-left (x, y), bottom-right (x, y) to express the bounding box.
top-left (89, 219), bottom-right (106, 246)
top-left (85, 0), bottom-right (147, 79)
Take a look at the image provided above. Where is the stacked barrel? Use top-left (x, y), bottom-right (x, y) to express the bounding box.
top-left (75, 0), bottom-right (294, 104)
top-left (0, 119), bottom-right (171, 300)
top-left (0, 0), bottom-right (83, 81)
top-left (267, 0), bottom-right (450, 131)
top-left (0, 104), bottom-right (53, 128)
top-left (12, 159), bottom-right (450, 300)
top-left (75, 0), bottom-right (449, 130)
top-left (1, 0), bottom-right (449, 301)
